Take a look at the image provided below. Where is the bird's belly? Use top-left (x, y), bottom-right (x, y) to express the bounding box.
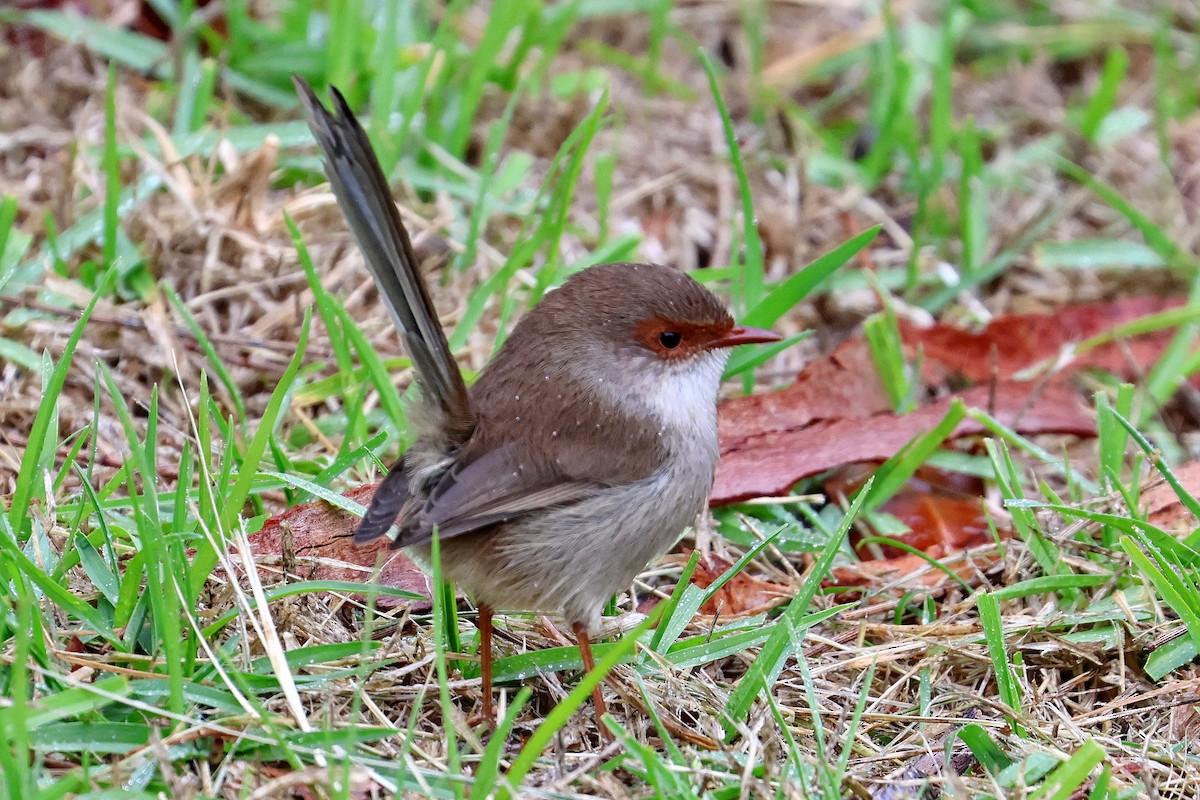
top-left (421, 467), bottom-right (709, 632)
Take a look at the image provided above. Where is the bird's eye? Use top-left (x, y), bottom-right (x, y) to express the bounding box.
top-left (658, 331), bottom-right (682, 349)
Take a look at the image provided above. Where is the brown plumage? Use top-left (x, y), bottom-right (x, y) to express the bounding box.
top-left (295, 78), bottom-right (780, 737)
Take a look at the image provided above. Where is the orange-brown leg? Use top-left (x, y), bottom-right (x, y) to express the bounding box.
top-left (479, 604), bottom-right (494, 724)
top-left (572, 622), bottom-right (613, 743)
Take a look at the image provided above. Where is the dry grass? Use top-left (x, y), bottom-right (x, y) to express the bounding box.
top-left (3, 1), bottom-right (1200, 797)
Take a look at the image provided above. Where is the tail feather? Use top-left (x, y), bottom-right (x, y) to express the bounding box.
top-left (354, 460), bottom-right (412, 545)
top-left (294, 76), bottom-right (472, 432)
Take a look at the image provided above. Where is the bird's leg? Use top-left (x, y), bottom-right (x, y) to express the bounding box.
top-left (479, 604), bottom-right (494, 724)
top-left (572, 622), bottom-right (613, 743)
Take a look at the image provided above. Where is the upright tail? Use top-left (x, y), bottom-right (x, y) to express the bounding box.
top-left (294, 77), bottom-right (473, 542)
top-left (294, 76), bottom-right (472, 433)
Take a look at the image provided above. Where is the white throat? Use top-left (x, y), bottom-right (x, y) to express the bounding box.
top-left (582, 348), bottom-right (728, 447)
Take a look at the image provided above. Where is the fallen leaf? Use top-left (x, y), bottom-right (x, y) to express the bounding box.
top-left (1171, 700), bottom-right (1200, 742)
top-left (714, 379), bottom-right (1093, 504)
top-left (718, 337), bottom-right (890, 444)
top-left (248, 485), bottom-right (431, 609)
top-left (828, 551), bottom-right (995, 588)
top-left (834, 466), bottom-right (993, 557)
top-left (901, 295), bottom-right (1185, 385)
top-left (1142, 460), bottom-right (1200, 534)
top-left (687, 551), bottom-right (791, 617)
top-left (822, 466), bottom-right (999, 588)
top-left (715, 296), bottom-right (1190, 504)
top-left (874, 491), bottom-right (990, 555)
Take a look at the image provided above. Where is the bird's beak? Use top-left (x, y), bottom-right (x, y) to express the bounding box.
top-left (707, 325), bottom-right (783, 349)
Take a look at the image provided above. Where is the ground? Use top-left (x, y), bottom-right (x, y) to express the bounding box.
top-left (1, 1), bottom-right (1199, 798)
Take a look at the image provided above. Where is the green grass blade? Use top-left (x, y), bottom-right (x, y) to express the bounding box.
top-left (977, 591), bottom-right (1024, 737)
top-left (191, 310), bottom-right (312, 599)
top-left (1030, 740), bottom-right (1105, 800)
top-left (10, 267), bottom-right (116, 539)
top-left (499, 611), bottom-right (663, 797)
top-left (699, 48), bottom-right (762, 313)
top-left (722, 480), bottom-right (867, 740)
top-left (744, 228), bottom-right (881, 328)
top-left (468, 687), bottom-right (533, 799)
top-left (958, 723), bottom-right (1013, 774)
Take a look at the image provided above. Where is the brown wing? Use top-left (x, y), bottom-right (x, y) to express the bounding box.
top-left (391, 442), bottom-right (602, 546)
top-left (392, 392), bottom-right (668, 547)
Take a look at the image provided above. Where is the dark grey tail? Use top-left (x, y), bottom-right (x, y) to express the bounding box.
top-left (293, 77), bottom-right (473, 543)
top-left (294, 76), bottom-right (471, 430)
